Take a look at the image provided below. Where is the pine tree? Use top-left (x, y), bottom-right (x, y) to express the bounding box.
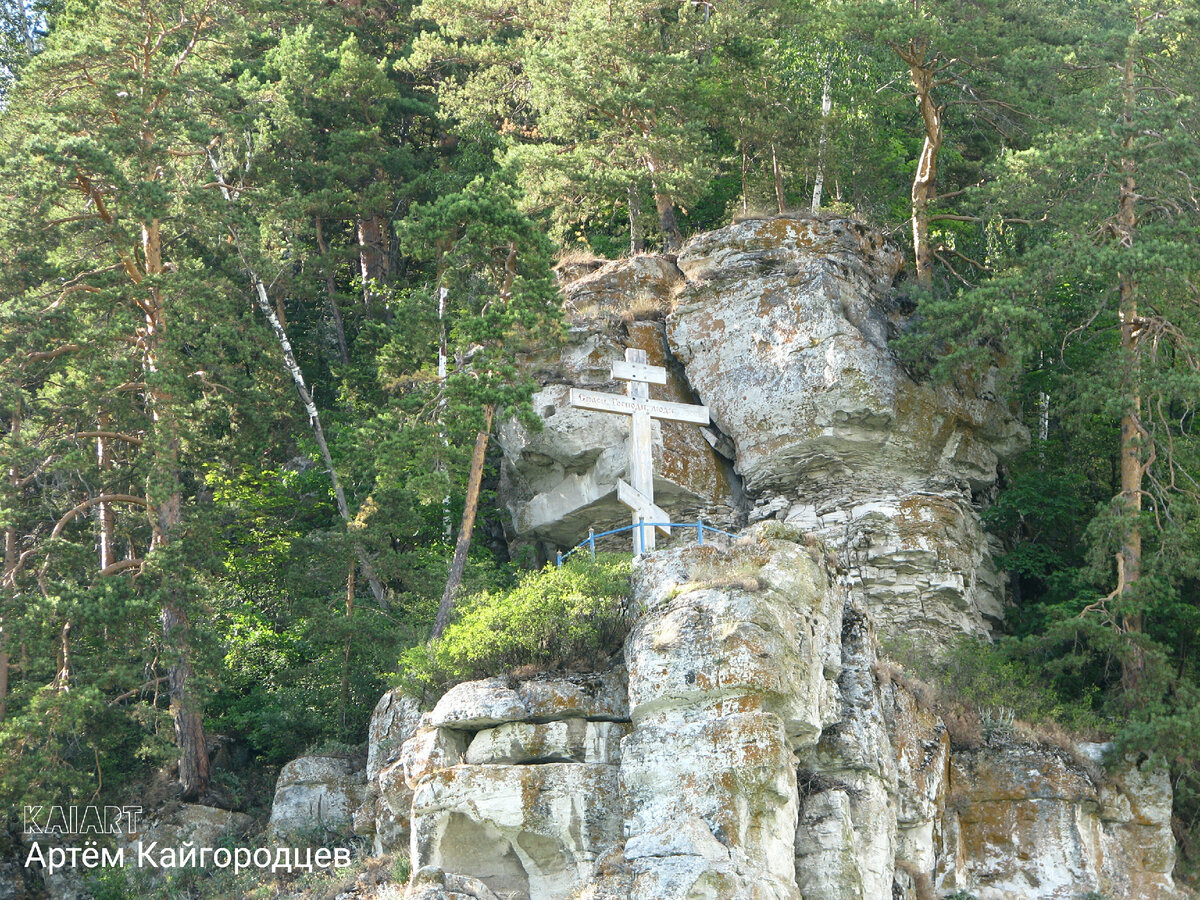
top-left (840, 0), bottom-right (1056, 286)
top-left (397, 180), bottom-right (560, 635)
top-left (0, 0), bottom-right (293, 800)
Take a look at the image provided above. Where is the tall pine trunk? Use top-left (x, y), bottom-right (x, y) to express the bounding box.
top-left (357, 212), bottom-right (389, 307)
top-left (97, 413), bottom-right (115, 571)
top-left (142, 218), bottom-right (210, 801)
top-left (645, 157), bottom-right (682, 252)
top-left (899, 40), bottom-right (942, 289)
top-left (315, 216), bottom-right (350, 366)
top-left (341, 558), bottom-right (354, 729)
top-left (1116, 51), bottom-right (1145, 692)
top-left (628, 184), bottom-right (644, 254)
top-left (432, 404), bottom-right (495, 639)
top-left (0, 394), bottom-right (18, 723)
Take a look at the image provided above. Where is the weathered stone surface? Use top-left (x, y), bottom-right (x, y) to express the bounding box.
top-left (561, 256), bottom-right (682, 319)
top-left (401, 728), bottom-right (469, 790)
top-left (627, 527), bottom-right (842, 745)
top-left (389, 555), bottom-right (1190, 900)
top-left (617, 529), bottom-right (847, 900)
top-left (356, 690), bottom-right (425, 849)
top-left (660, 214), bottom-right (1026, 651)
top-left (368, 690), bottom-right (424, 782)
top-left (795, 604), bottom-right (897, 900)
top-left (465, 720), bottom-right (628, 765)
top-left (429, 670), bottom-right (629, 731)
top-left (937, 744), bottom-right (1184, 899)
top-left (407, 865), bottom-right (504, 900)
top-left (888, 682), bottom-right (950, 883)
top-left (373, 757), bottom-right (416, 855)
top-left (411, 763), bottom-right (621, 900)
top-left (0, 847), bottom-right (31, 900)
top-left (622, 714), bottom-right (800, 900)
top-left (668, 215), bottom-right (1023, 500)
top-left (269, 755), bottom-right (368, 837)
top-left (787, 491), bottom-right (1006, 646)
top-left (384, 219), bottom-right (1194, 900)
top-left (118, 803), bottom-right (253, 868)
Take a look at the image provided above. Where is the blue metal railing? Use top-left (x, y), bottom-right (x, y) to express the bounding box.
top-left (556, 519), bottom-right (739, 566)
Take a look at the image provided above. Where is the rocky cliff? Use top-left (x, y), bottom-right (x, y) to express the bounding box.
top-left (275, 215), bottom-right (1189, 899)
top-left (324, 528), bottom-right (1184, 900)
top-left (500, 215), bottom-right (1024, 649)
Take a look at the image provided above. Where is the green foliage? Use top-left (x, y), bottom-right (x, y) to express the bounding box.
top-left (392, 854), bottom-right (412, 884)
top-left (885, 634), bottom-right (1106, 736)
top-left (398, 555), bottom-right (631, 698)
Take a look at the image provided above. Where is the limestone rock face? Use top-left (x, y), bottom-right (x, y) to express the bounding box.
top-left (662, 215), bottom-right (1024, 649)
top-left (499, 215), bottom-right (1027, 649)
top-left (497, 258), bottom-right (741, 554)
top-left (411, 764), bottom-right (621, 900)
top-left (368, 690), bottom-right (424, 781)
top-left (626, 531), bottom-right (842, 744)
top-left (354, 690), bottom-right (425, 851)
top-left (939, 745), bottom-right (1180, 900)
top-left (376, 526), bottom-right (1189, 900)
top-left (268, 755), bottom-right (368, 838)
top-left (618, 532), bottom-right (844, 900)
top-left (429, 670), bottom-right (629, 730)
top-left (668, 216), bottom-right (904, 497)
top-left (464, 720), bottom-right (628, 765)
top-left (667, 216), bottom-right (1023, 499)
top-left (378, 218), bottom-right (1190, 900)
top-left (795, 605), bottom-right (899, 900)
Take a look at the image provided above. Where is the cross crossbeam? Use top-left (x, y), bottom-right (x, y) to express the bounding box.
top-left (569, 348), bottom-right (709, 555)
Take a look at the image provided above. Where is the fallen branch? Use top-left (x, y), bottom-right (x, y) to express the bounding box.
top-left (107, 675), bottom-right (168, 706)
top-left (25, 344), bottom-right (82, 362)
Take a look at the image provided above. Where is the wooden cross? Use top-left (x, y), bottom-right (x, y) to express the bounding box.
top-left (570, 348), bottom-right (709, 555)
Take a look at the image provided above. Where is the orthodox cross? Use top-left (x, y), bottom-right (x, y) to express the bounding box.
top-left (570, 348), bottom-right (709, 555)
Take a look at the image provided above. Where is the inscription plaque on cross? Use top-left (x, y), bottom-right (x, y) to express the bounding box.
top-left (569, 348), bottom-right (709, 555)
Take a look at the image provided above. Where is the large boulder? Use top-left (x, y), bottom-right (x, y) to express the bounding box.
top-left (429, 670), bottom-right (629, 731)
top-left (368, 690), bottom-right (424, 782)
top-left (626, 528), bottom-right (842, 744)
top-left (116, 803), bottom-right (252, 869)
top-left (269, 755), bottom-right (368, 838)
top-left (667, 215), bottom-right (1023, 500)
top-left (410, 764), bottom-right (622, 900)
top-left (662, 215), bottom-right (1026, 650)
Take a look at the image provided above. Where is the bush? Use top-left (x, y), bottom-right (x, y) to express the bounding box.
top-left (881, 633), bottom-right (1107, 744)
top-left (397, 554), bottom-right (631, 699)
